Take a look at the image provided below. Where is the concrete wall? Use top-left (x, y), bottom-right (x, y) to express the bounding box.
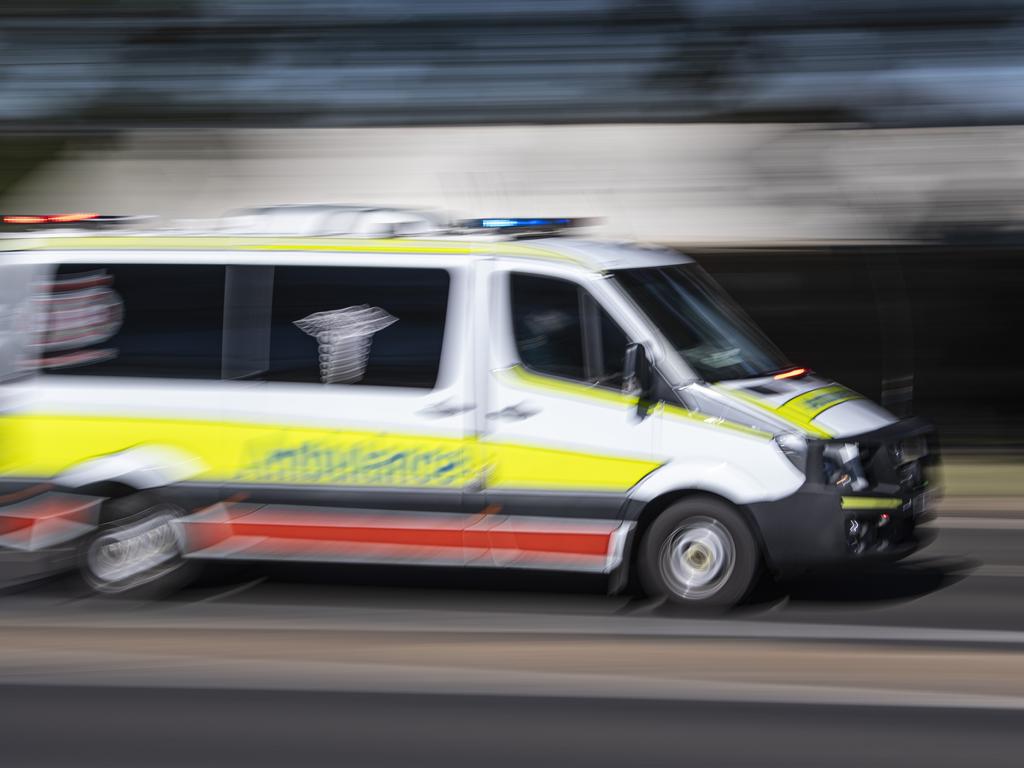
top-left (8, 124), bottom-right (1024, 243)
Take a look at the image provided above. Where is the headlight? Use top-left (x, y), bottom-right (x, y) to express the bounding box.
top-left (774, 433), bottom-right (807, 474)
top-left (823, 442), bottom-right (869, 491)
top-left (891, 436), bottom-right (927, 466)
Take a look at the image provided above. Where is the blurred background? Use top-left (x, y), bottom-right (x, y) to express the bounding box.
top-left (3, 2), bottom-right (1024, 765)
top-left (5, 0), bottom-right (1024, 448)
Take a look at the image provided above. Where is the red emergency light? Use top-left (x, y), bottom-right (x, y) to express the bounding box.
top-left (3, 213), bottom-right (99, 225)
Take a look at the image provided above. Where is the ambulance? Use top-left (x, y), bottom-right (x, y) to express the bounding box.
top-left (0, 207), bottom-right (938, 606)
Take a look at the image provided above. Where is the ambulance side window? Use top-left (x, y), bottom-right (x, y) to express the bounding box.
top-left (510, 273), bottom-right (630, 388)
top-left (265, 266), bottom-right (449, 389)
top-left (41, 263), bottom-right (225, 379)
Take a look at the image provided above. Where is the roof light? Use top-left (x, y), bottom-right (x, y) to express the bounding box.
top-left (459, 217), bottom-right (592, 232)
top-left (479, 218), bottom-right (571, 229)
top-left (2, 213), bottom-right (148, 232)
top-left (774, 367), bottom-right (809, 380)
top-left (48, 212), bottom-right (99, 223)
top-left (3, 213), bottom-right (99, 225)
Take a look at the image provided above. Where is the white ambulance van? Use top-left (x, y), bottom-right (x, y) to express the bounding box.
top-left (0, 208), bottom-right (938, 606)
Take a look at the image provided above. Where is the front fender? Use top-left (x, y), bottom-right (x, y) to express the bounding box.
top-left (629, 457), bottom-right (803, 506)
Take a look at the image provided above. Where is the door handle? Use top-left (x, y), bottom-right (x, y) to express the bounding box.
top-left (486, 402), bottom-right (542, 421)
top-left (417, 400), bottom-right (475, 418)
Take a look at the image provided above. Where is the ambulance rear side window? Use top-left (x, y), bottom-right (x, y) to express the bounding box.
top-left (40, 263), bottom-right (225, 379)
top-left (266, 266), bottom-right (449, 389)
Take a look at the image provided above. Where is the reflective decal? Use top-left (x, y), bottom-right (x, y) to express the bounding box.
top-left (841, 496), bottom-right (902, 510)
top-left (715, 383), bottom-right (864, 438)
top-left (235, 437), bottom-right (477, 487)
top-left (179, 502), bottom-right (633, 574)
top-left (782, 385), bottom-right (863, 421)
top-left (3, 414), bottom-right (661, 493)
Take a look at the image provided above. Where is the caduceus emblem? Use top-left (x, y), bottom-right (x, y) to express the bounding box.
top-left (293, 305), bottom-right (397, 384)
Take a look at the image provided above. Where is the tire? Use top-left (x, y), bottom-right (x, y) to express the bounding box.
top-left (78, 492), bottom-right (195, 597)
top-left (638, 497), bottom-right (760, 608)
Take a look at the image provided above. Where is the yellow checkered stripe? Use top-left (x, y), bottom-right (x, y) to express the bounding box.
top-left (716, 384), bottom-right (863, 438)
top-left (0, 413), bottom-right (660, 494)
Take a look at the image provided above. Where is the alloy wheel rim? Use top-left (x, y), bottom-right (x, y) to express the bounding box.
top-left (659, 517), bottom-right (736, 600)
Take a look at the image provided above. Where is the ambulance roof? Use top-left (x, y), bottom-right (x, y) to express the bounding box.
top-left (6, 233), bottom-right (690, 273)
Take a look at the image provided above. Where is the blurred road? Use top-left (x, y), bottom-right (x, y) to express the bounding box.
top-left (1, 511), bottom-right (1024, 765)
top-left (3, 686), bottom-right (1023, 768)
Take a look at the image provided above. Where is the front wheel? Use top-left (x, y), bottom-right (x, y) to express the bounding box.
top-left (638, 498), bottom-right (760, 608)
top-left (79, 493), bottom-right (194, 597)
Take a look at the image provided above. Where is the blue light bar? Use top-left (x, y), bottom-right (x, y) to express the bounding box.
top-left (461, 217), bottom-right (580, 230)
top-left (484, 217), bottom-right (569, 229)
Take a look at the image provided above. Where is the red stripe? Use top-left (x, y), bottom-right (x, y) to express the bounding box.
top-left (498, 530), bottom-right (609, 556)
top-left (233, 522), bottom-right (468, 550)
top-left (230, 519), bottom-right (611, 556)
top-left (181, 507), bottom-right (618, 560)
top-left (0, 517), bottom-right (33, 536)
top-left (0, 496), bottom-right (96, 526)
top-left (0, 493), bottom-right (100, 550)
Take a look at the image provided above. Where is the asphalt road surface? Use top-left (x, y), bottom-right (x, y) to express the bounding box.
top-left (3, 686), bottom-right (1024, 768)
top-left (2, 512), bottom-right (1024, 766)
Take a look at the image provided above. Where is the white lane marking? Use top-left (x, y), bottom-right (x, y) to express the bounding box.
top-left (6, 602), bottom-right (1024, 648)
top-left (932, 517), bottom-right (1024, 530)
top-left (4, 656), bottom-right (1024, 711)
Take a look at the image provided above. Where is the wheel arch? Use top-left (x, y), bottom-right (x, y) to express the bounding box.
top-left (54, 445), bottom-right (205, 495)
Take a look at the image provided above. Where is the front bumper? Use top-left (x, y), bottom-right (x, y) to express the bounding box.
top-left (748, 486), bottom-right (933, 574)
top-left (749, 417), bottom-right (939, 574)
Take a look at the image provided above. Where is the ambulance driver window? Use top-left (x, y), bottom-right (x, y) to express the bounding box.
top-left (38, 264), bottom-right (225, 379)
top-left (510, 273), bottom-right (630, 387)
top-left (267, 266), bottom-right (449, 388)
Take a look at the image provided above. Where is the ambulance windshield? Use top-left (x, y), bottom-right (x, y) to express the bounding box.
top-left (613, 264), bottom-right (790, 382)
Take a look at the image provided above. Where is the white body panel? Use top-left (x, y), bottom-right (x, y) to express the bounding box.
top-left (1, 236), bottom-right (902, 526)
top-left (712, 373), bottom-right (898, 438)
top-left (814, 398), bottom-right (896, 436)
top-left (640, 421), bottom-right (804, 504)
top-left (482, 263), bottom-right (656, 480)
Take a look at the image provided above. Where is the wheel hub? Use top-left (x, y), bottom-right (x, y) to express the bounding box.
top-left (683, 542), bottom-right (713, 572)
top-left (660, 517), bottom-right (736, 599)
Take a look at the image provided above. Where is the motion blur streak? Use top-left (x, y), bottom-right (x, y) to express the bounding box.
top-left (2, 2), bottom-right (1024, 767)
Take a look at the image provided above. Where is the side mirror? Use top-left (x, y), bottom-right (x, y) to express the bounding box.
top-left (622, 342), bottom-right (653, 405)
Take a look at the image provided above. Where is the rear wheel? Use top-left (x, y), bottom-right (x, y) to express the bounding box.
top-left (638, 497), bottom-right (760, 608)
top-left (79, 492), bottom-right (193, 597)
